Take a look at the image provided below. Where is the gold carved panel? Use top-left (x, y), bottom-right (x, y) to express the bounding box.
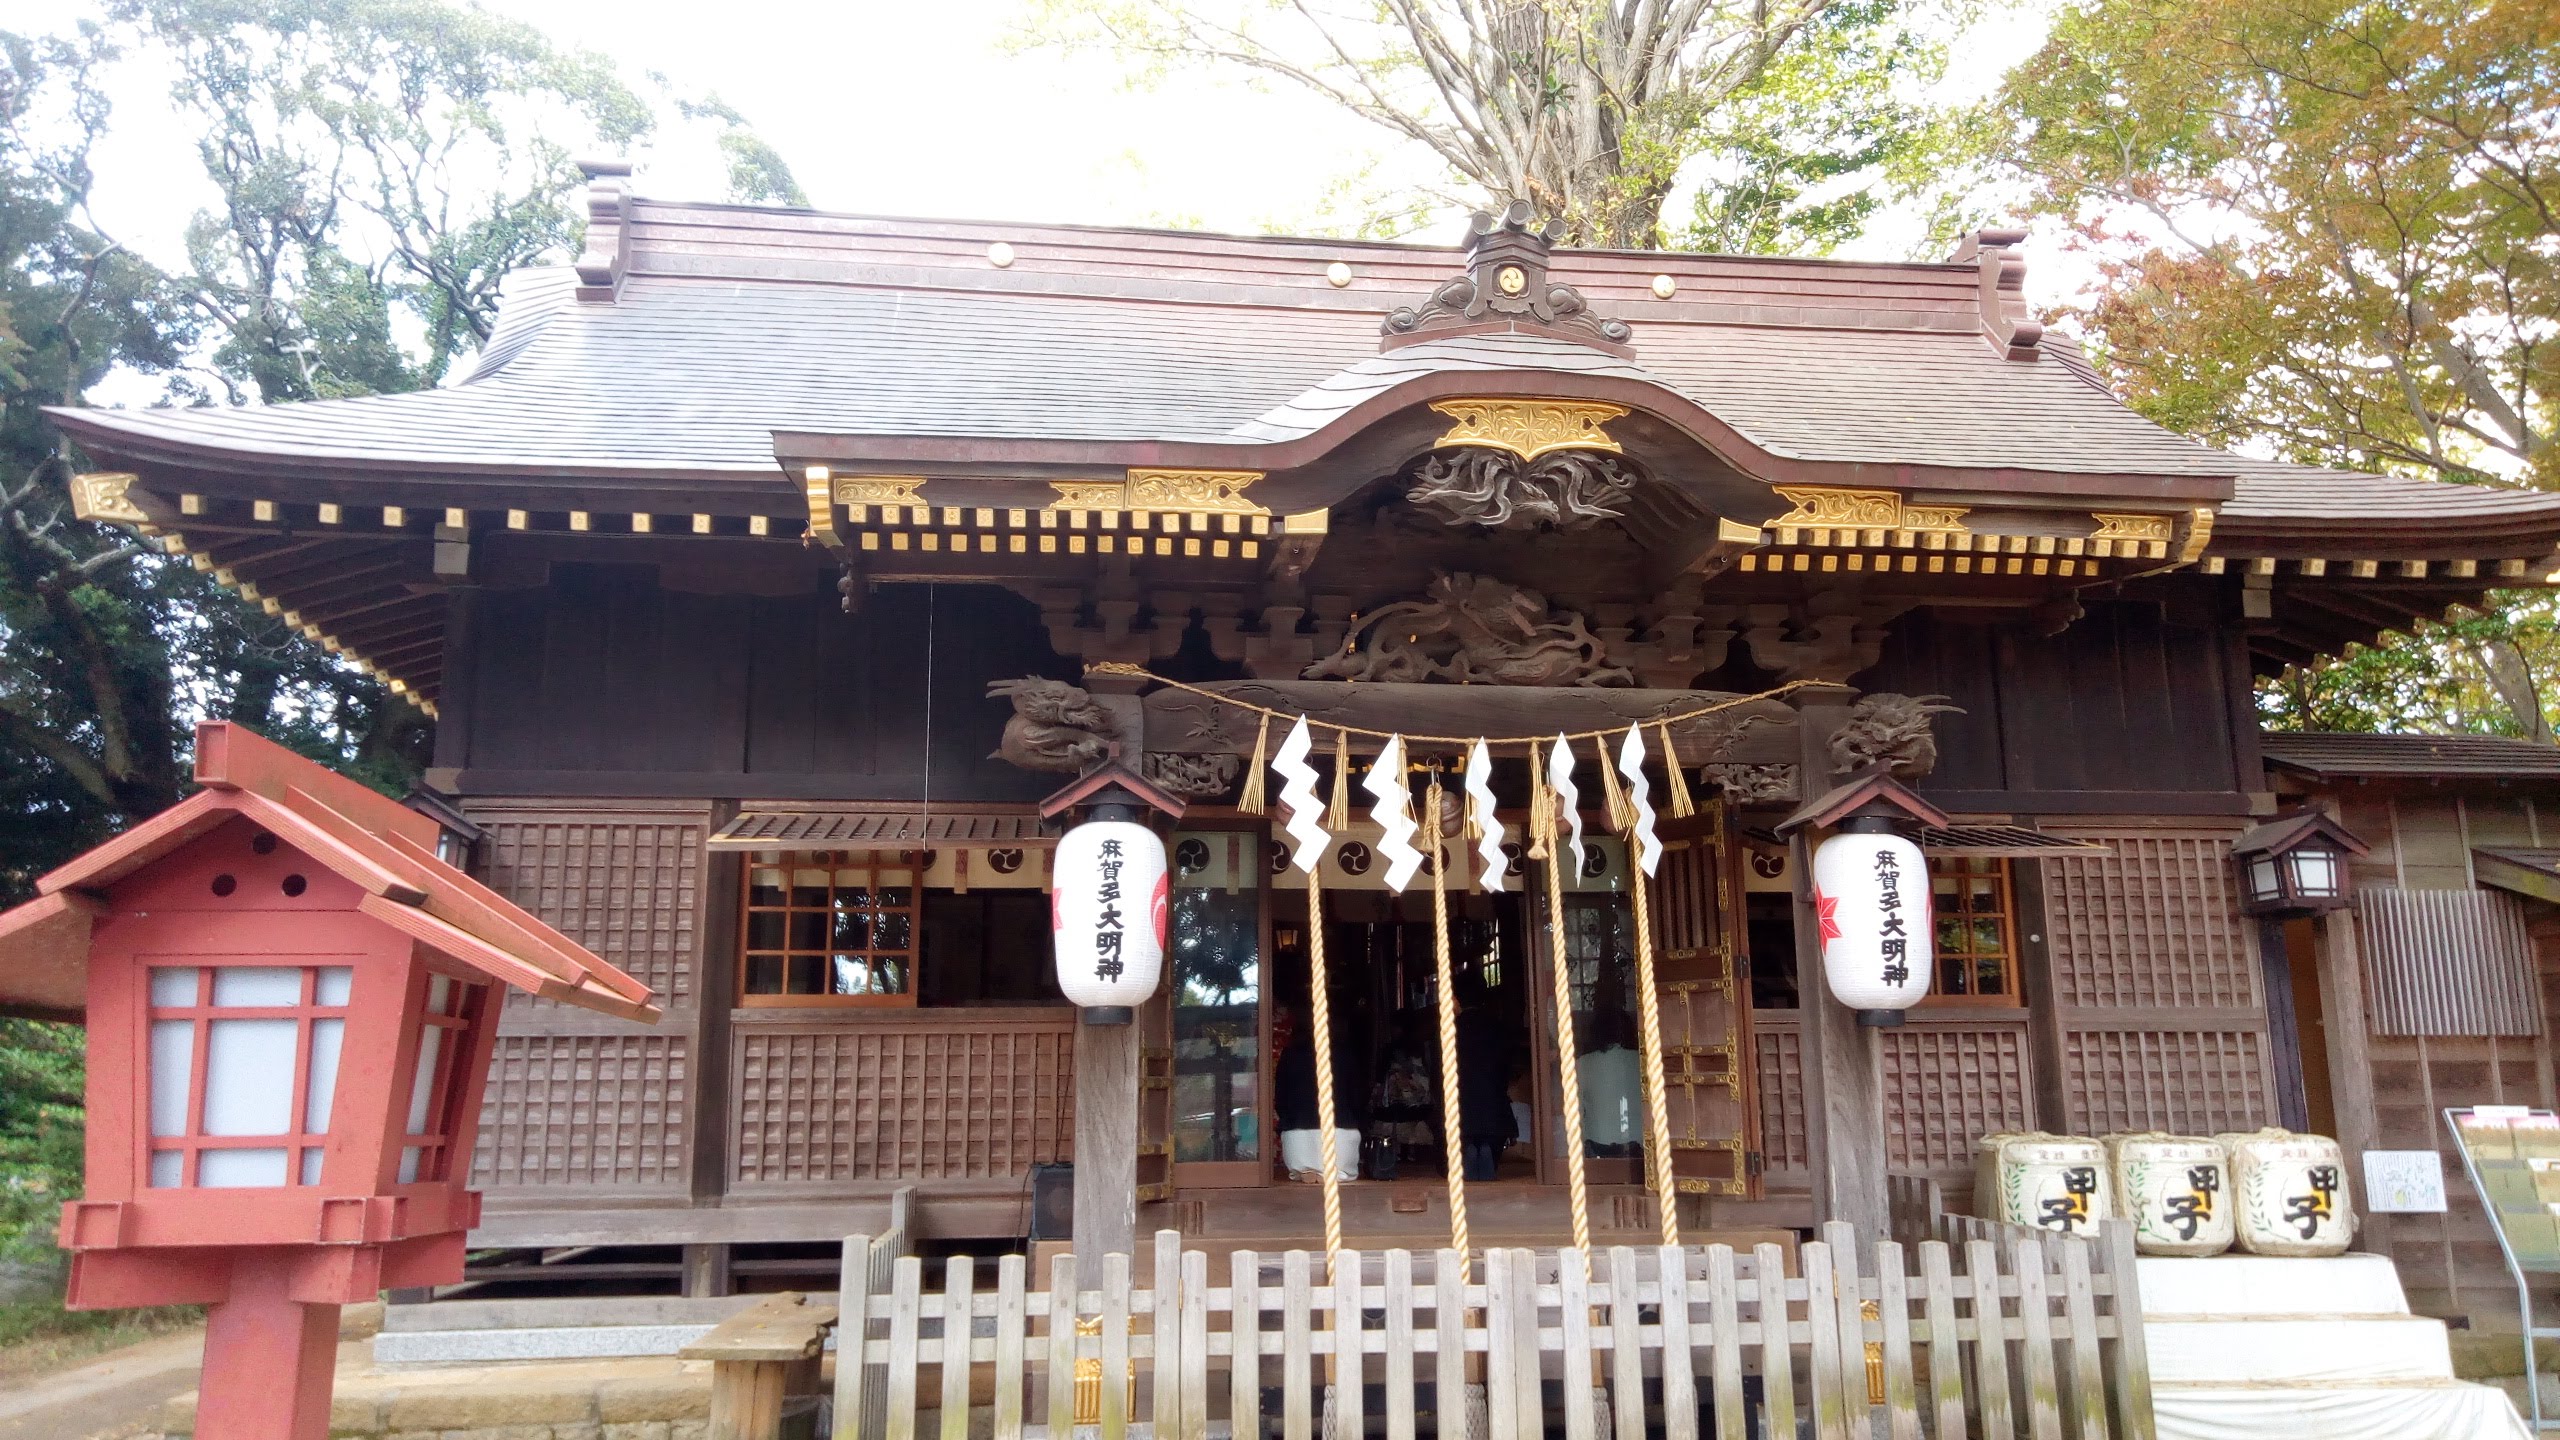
top-left (1047, 471), bottom-right (1269, 516)
top-left (1428, 399), bottom-right (1627, 460)
top-left (833, 476), bottom-right (928, 508)
top-left (1769, 485), bottom-right (1969, 536)
top-left (2088, 512), bottom-right (2176, 544)
top-left (71, 472), bottom-right (149, 526)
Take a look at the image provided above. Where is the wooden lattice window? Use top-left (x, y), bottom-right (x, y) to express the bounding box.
top-left (1929, 856), bottom-right (2021, 1003)
top-left (740, 852), bottom-right (921, 1007)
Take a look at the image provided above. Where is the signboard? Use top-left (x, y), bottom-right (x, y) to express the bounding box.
top-left (2362, 1150), bottom-right (2449, 1213)
top-left (2445, 1106), bottom-right (2560, 1274)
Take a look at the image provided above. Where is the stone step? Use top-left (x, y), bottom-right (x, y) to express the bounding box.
top-left (2138, 1253), bottom-right (2412, 1317)
top-left (2154, 1380), bottom-right (2531, 1440)
top-left (2147, 1315), bottom-right (2456, 1384)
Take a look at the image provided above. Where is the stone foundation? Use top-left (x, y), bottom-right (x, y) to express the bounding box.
top-left (152, 1350), bottom-right (720, 1440)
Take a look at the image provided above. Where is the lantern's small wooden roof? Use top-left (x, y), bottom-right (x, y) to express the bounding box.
top-left (0, 723), bottom-right (660, 1025)
top-left (1776, 771), bottom-right (1953, 835)
top-left (2230, 810), bottom-right (2371, 860)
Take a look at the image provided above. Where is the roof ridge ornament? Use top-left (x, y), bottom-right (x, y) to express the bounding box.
top-left (1950, 227), bottom-right (2042, 362)
top-left (574, 157), bottom-right (635, 303)
top-left (1381, 200), bottom-right (1634, 357)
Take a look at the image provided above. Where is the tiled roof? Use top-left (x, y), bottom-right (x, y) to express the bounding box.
top-left (50, 198), bottom-right (2560, 537)
top-left (2261, 731), bottom-right (2560, 779)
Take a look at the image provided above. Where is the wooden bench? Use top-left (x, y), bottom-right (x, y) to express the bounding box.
top-left (679, 1291), bottom-right (838, 1440)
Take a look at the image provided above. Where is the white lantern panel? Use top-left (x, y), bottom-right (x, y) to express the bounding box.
top-left (1051, 820), bottom-right (1170, 1009)
top-left (148, 1019), bottom-right (194, 1138)
top-left (201, 1017), bottom-right (298, 1136)
top-left (212, 967), bottom-right (302, 1006)
top-left (148, 1152), bottom-right (184, 1189)
top-left (305, 1017), bottom-right (346, 1134)
top-left (406, 1025), bottom-right (446, 1136)
top-left (315, 966), bottom-right (353, 1006)
top-left (301, 1149), bottom-right (326, 1185)
top-left (149, 967), bottom-right (200, 1006)
top-left (197, 1147), bottom-right (289, 1188)
top-left (1811, 832), bottom-right (1933, 1012)
top-left (2294, 849), bottom-right (2339, 896)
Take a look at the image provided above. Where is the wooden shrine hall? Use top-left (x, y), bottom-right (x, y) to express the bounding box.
top-left (51, 170), bottom-right (2560, 1299)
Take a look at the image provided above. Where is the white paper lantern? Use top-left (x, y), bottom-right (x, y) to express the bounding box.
top-left (1051, 820), bottom-right (1169, 1010)
top-left (1811, 830), bottom-right (1932, 1014)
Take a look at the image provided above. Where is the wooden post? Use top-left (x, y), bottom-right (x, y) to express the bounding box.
top-left (1073, 1014), bottom-right (1142, 1262)
top-left (194, 1253), bottom-right (340, 1440)
top-left (2315, 907), bottom-right (2388, 1252)
top-left (2255, 915), bottom-right (2312, 1132)
top-left (1793, 685), bottom-right (1890, 1246)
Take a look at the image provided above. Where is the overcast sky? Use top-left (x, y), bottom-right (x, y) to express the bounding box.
top-left (76, 0), bottom-right (2076, 388)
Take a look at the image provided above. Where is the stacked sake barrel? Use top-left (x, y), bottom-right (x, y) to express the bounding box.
top-left (1971, 1128), bottom-right (2528, 1439)
top-left (1972, 1127), bottom-right (2357, 1257)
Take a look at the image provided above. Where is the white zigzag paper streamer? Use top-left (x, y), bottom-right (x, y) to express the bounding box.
top-left (1465, 739), bottom-right (1506, 895)
top-left (1618, 725), bottom-right (1662, 877)
top-left (1364, 734), bottom-right (1423, 893)
top-left (1547, 732), bottom-right (1586, 873)
top-left (1272, 716), bottom-right (1328, 874)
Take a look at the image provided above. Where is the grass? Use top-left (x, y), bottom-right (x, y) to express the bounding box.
top-left (0, 1295), bottom-right (200, 1385)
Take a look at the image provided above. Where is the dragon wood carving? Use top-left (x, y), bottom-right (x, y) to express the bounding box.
top-left (1826, 693), bottom-right (1964, 778)
top-left (986, 677), bottom-right (1117, 773)
top-left (1304, 573), bottom-right (1634, 687)
top-left (1405, 448), bottom-right (1640, 530)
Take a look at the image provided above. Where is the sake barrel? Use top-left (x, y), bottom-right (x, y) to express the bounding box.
top-left (2217, 1128), bottom-right (2356, 1256)
top-left (1975, 1132), bottom-right (2113, 1237)
top-left (2105, 1133), bottom-right (2234, 1256)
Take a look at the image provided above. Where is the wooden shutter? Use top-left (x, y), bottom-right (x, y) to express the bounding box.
top-left (1649, 803), bottom-right (1758, 1198)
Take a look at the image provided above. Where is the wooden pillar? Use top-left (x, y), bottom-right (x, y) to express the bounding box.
top-left (2315, 906), bottom-right (2389, 1252)
top-left (2257, 915), bottom-right (2312, 1132)
top-left (194, 1253), bottom-right (340, 1440)
top-left (1073, 1015), bottom-right (1142, 1261)
top-left (1792, 685), bottom-right (1890, 1245)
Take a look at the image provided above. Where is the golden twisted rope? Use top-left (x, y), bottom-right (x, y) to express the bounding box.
top-left (1423, 785), bottom-right (1472, 1274)
top-left (1080, 662), bottom-right (1816, 747)
top-left (1533, 743), bottom-right (1596, 1276)
top-left (1626, 858), bottom-right (1683, 1250)
top-left (1306, 865), bottom-right (1345, 1275)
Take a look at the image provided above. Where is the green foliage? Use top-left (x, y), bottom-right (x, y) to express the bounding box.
top-left (2002, 0), bottom-right (2560, 736)
top-left (2260, 596), bottom-right (2560, 739)
top-left (1670, 0), bottom-right (1969, 256)
top-left (0, 1020), bottom-right (83, 1268)
top-left (2000, 0), bottom-right (2557, 485)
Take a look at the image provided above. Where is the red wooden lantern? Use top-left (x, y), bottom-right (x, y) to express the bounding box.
top-left (0, 724), bottom-right (658, 1440)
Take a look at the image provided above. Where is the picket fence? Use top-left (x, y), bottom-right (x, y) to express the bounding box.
top-left (820, 1217), bottom-right (2153, 1440)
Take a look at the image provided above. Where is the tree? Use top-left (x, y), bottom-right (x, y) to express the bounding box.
top-left (1034, 0), bottom-right (1965, 250)
top-left (2002, 0), bottom-right (2556, 486)
top-left (2002, 0), bottom-right (2560, 736)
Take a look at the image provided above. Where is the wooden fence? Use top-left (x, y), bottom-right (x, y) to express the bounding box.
top-left (824, 1219), bottom-right (2153, 1440)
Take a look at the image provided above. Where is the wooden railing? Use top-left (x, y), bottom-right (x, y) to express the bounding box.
top-left (823, 1219), bottom-right (2154, 1440)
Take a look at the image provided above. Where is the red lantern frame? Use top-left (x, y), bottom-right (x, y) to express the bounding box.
top-left (0, 724), bottom-right (659, 1440)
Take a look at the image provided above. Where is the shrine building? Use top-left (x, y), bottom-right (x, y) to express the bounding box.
top-left (50, 169), bottom-right (2560, 1325)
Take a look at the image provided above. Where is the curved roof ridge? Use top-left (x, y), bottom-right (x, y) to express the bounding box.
top-left (452, 266), bottom-right (577, 387)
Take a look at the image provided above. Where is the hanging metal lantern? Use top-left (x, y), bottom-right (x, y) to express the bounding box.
top-left (1051, 819), bottom-right (1170, 1018)
top-left (1811, 824), bottom-right (1932, 1024)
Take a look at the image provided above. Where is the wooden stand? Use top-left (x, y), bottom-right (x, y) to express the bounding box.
top-left (1073, 1012), bottom-right (1142, 1262)
top-left (194, 1253), bottom-right (340, 1440)
top-left (1791, 686), bottom-right (1890, 1245)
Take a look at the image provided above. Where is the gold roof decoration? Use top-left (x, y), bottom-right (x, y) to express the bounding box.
top-left (1428, 399), bottom-right (1626, 461)
top-left (1123, 469), bottom-right (1265, 514)
top-left (71, 471), bottom-right (151, 527)
top-left (833, 476), bottom-right (928, 509)
top-left (1769, 485), bottom-right (1970, 538)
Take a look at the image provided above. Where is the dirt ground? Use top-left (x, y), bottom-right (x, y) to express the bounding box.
top-left (0, 1325), bottom-right (204, 1440)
